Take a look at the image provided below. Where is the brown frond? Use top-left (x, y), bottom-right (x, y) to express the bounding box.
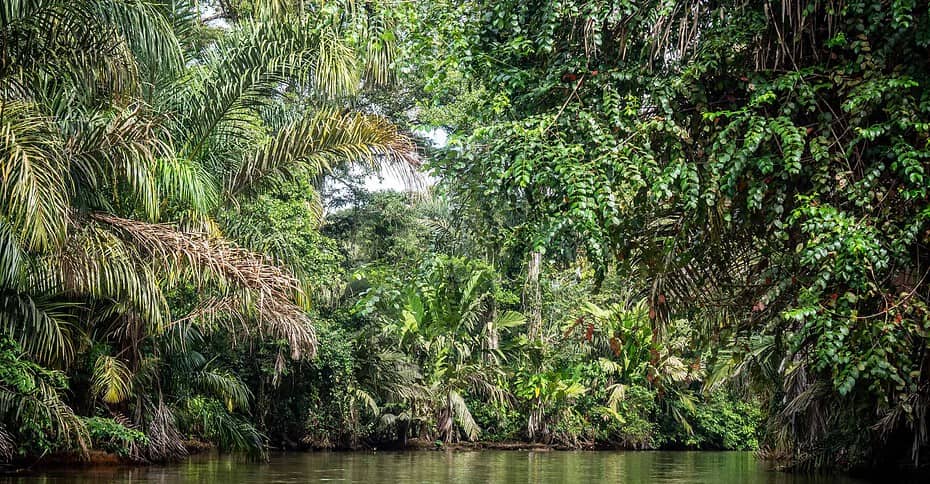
top-left (92, 213), bottom-right (316, 358)
top-left (91, 213), bottom-right (302, 301)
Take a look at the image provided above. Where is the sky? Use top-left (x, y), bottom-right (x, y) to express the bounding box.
top-left (362, 127), bottom-right (446, 192)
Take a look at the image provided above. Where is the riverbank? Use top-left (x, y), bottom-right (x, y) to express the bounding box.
top-left (396, 439), bottom-right (566, 452)
top-left (3, 437), bottom-right (730, 472)
top-left (2, 440), bottom-right (582, 470)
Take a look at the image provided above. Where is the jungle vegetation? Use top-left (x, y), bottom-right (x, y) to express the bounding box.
top-left (1, 0), bottom-right (929, 474)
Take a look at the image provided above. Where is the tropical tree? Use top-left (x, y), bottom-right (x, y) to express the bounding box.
top-left (376, 256), bottom-right (524, 442)
top-left (571, 301), bottom-right (698, 436)
top-left (0, 0), bottom-right (418, 461)
top-left (513, 364), bottom-right (586, 444)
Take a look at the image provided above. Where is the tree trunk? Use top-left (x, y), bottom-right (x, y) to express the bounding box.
top-left (523, 250), bottom-right (543, 340)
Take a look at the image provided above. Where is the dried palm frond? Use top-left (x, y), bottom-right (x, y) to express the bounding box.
top-left (173, 293), bottom-right (316, 360)
top-left (79, 213), bottom-right (316, 358)
top-left (93, 213), bottom-right (317, 358)
top-left (91, 213), bottom-right (302, 301)
top-left (143, 398), bottom-right (187, 461)
top-left (0, 424), bottom-right (13, 462)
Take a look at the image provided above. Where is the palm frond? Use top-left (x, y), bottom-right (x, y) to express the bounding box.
top-left (94, 0), bottom-right (185, 74)
top-left (314, 25), bottom-right (360, 98)
top-left (155, 157), bottom-right (220, 216)
top-left (168, 15), bottom-right (357, 162)
top-left (66, 103), bottom-right (172, 220)
top-left (0, 292), bottom-right (77, 364)
top-left (180, 396), bottom-right (266, 458)
top-left (1, 0), bottom-right (182, 98)
top-left (0, 221), bottom-right (25, 287)
top-left (193, 368), bottom-right (252, 412)
top-left (0, 101), bottom-right (69, 250)
top-left (352, 387), bottom-right (380, 416)
top-left (227, 110), bottom-right (419, 197)
top-left (0, 344), bottom-right (89, 456)
top-left (495, 310), bottom-right (526, 329)
top-left (449, 390), bottom-right (479, 441)
top-left (92, 355), bottom-right (133, 404)
top-left (360, 10), bottom-right (397, 87)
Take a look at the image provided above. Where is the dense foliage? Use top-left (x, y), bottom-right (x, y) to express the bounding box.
top-left (405, 0), bottom-right (930, 472)
top-left (2, 0), bottom-right (927, 476)
top-left (0, 0), bottom-right (415, 464)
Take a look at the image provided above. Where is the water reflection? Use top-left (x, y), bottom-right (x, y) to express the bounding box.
top-left (0, 451), bottom-right (886, 483)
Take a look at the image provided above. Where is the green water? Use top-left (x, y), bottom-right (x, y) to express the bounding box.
top-left (0, 451), bottom-right (887, 483)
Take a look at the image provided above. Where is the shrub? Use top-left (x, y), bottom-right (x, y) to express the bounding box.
top-left (83, 417), bottom-right (148, 459)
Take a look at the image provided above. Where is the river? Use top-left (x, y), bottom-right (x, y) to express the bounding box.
top-left (0, 451), bottom-right (895, 483)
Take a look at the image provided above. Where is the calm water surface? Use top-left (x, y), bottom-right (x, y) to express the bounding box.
top-left (0, 451), bottom-right (888, 483)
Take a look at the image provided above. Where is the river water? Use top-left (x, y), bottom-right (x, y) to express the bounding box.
top-left (0, 451), bottom-right (891, 483)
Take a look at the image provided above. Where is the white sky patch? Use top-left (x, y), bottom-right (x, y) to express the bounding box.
top-left (362, 127), bottom-right (445, 192)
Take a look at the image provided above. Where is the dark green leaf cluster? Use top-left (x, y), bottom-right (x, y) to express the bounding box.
top-left (405, 0), bottom-right (930, 471)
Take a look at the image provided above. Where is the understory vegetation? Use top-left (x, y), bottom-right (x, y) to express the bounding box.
top-left (1, 0), bottom-right (928, 475)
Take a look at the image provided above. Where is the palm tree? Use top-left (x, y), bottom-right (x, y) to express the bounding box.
top-left (1, 0), bottom-right (417, 460)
